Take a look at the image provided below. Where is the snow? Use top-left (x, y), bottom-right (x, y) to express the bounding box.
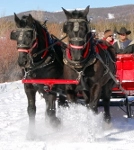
top-left (0, 80), bottom-right (134, 150)
top-left (108, 13), bottom-right (115, 19)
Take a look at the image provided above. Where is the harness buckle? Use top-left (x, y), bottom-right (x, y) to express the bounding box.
top-left (23, 68), bottom-right (30, 79)
top-left (77, 71), bottom-right (83, 81)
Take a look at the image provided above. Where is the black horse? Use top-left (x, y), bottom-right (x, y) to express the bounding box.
top-left (10, 13), bottom-right (66, 138)
top-left (62, 6), bottom-right (116, 122)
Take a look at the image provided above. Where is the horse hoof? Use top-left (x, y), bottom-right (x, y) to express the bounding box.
top-left (105, 118), bottom-right (111, 124)
top-left (26, 131), bottom-right (36, 140)
top-left (104, 114), bottom-right (111, 124)
top-left (50, 117), bottom-right (61, 127)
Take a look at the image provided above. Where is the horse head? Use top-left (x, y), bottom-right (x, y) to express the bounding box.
top-left (62, 6), bottom-right (90, 61)
top-left (10, 13), bottom-right (50, 68)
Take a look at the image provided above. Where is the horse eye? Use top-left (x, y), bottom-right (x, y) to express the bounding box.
top-left (26, 33), bottom-right (32, 38)
top-left (16, 33), bottom-right (19, 38)
top-left (80, 22), bottom-right (86, 26)
top-left (67, 22), bottom-right (73, 26)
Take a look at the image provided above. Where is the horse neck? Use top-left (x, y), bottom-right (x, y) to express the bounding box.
top-left (32, 23), bottom-right (51, 61)
top-left (36, 23), bottom-right (50, 49)
top-left (33, 21), bottom-right (63, 64)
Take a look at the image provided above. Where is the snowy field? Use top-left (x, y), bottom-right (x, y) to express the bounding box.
top-left (0, 80), bottom-right (134, 150)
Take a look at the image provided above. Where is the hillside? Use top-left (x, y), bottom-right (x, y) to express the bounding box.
top-left (1, 4), bottom-right (134, 23)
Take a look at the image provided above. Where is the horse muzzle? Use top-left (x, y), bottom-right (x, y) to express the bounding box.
top-left (17, 43), bottom-right (32, 49)
top-left (70, 37), bottom-right (85, 42)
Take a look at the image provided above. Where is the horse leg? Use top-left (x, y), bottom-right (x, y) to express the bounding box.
top-left (102, 79), bottom-right (114, 123)
top-left (24, 83), bottom-right (37, 139)
top-left (44, 93), bottom-right (60, 126)
top-left (63, 65), bottom-right (77, 103)
top-left (85, 83), bottom-right (101, 113)
top-left (58, 94), bottom-right (69, 107)
top-left (65, 84), bottom-right (76, 103)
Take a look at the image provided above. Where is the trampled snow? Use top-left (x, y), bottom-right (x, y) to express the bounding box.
top-left (0, 80), bottom-right (134, 150)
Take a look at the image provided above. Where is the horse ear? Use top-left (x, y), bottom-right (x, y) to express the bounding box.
top-left (83, 6), bottom-right (90, 18)
top-left (14, 13), bottom-right (21, 27)
top-left (62, 7), bottom-right (72, 19)
top-left (27, 14), bottom-right (34, 26)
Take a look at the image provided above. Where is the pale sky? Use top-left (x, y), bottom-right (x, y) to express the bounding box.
top-left (0, 0), bottom-right (133, 16)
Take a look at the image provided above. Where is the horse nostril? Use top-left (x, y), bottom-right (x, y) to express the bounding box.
top-left (18, 44), bottom-right (22, 47)
top-left (23, 57), bottom-right (27, 62)
top-left (18, 57), bottom-right (28, 67)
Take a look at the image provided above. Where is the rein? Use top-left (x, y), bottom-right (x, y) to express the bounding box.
top-left (18, 39), bottom-right (38, 53)
top-left (95, 53), bottom-right (128, 95)
top-left (63, 54), bottom-right (96, 83)
top-left (31, 34), bottom-right (67, 57)
top-left (23, 57), bottom-right (55, 79)
top-left (20, 35), bottom-right (67, 78)
top-left (66, 33), bottom-right (92, 61)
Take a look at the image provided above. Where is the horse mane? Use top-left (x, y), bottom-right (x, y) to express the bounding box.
top-left (98, 40), bottom-right (116, 61)
top-left (71, 10), bottom-right (86, 19)
top-left (21, 15), bottom-right (38, 23)
top-left (64, 9), bottom-right (87, 20)
top-left (20, 15), bottom-right (45, 30)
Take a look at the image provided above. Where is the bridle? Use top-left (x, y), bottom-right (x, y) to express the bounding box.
top-left (64, 18), bottom-right (90, 45)
top-left (64, 18), bottom-right (92, 62)
top-left (16, 25), bottom-right (50, 60)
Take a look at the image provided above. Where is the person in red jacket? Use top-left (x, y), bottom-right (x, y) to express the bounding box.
top-left (103, 29), bottom-right (115, 45)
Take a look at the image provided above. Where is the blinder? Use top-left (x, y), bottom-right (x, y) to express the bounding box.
top-left (10, 28), bottom-right (36, 48)
top-left (10, 30), bottom-right (18, 40)
top-left (63, 22), bottom-right (67, 33)
top-left (63, 18), bottom-right (90, 42)
top-left (63, 19), bottom-right (89, 33)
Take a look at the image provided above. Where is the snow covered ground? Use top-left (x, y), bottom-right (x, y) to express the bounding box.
top-left (0, 80), bottom-right (134, 150)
